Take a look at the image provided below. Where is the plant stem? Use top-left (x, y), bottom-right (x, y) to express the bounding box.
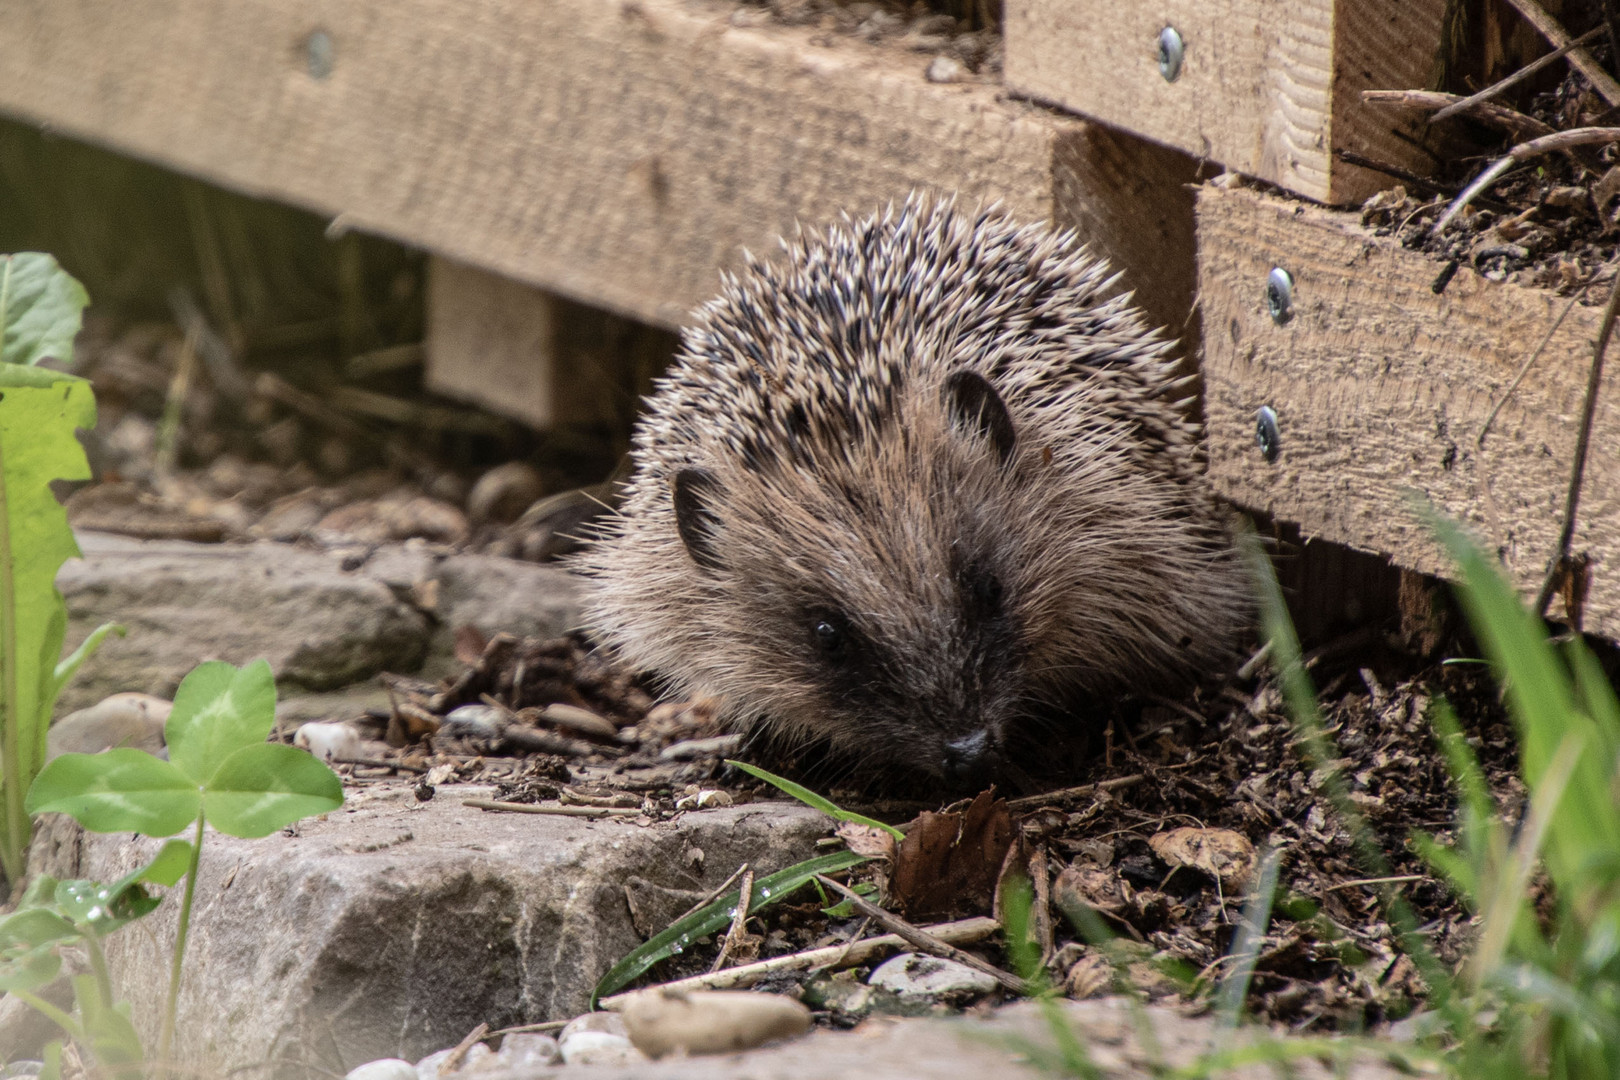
top-left (0, 379), bottom-right (23, 891)
top-left (85, 931), bottom-right (116, 1010)
top-left (12, 988), bottom-right (85, 1043)
top-left (158, 814), bottom-right (205, 1073)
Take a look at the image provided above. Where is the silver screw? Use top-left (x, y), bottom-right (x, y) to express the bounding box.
top-left (1157, 27), bottom-right (1184, 82)
top-left (1265, 267), bottom-right (1293, 325)
top-left (1255, 406), bottom-right (1281, 462)
top-left (306, 29), bottom-right (335, 79)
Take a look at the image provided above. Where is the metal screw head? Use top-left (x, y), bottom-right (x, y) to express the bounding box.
top-left (306, 29), bottom-right (335, 79)
top-left (1157, 27), bottom-right (1184, 82)
top-left (1265, 267), bottom-right (1294, 324)
top-left (1255, 406), bottom-right (1281, 462)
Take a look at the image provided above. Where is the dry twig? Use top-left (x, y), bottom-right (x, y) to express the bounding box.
top-left (1534, 266), bottom-right (1620, 616)
top-left (709, 867), bottom-right (755, 974)
top-left (1434, 127), bottom-right (1620, 234)
top-left (1006, 774), bottom-right (1146, 811)
top-left (462, 798), bottom-right (641, 818)
top-left (1363, 89), bottom-right (1555, 142)
top-left (1499, 0), bottom-right (1620, 107)
top-left (813, 874), bottom-right (1032, 995)
top-left (597, 916), bottom-right (1000, 1007)
top-left (1432, 27), bottom-right (1606, 124)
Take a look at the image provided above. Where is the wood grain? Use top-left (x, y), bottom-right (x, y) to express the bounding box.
top-left (1005, 0), bottom-right (1449, 205)
top-left (0, 0), bottom-right (1199, 336)
top-left (1198, 182), bottom-right (1620, 637)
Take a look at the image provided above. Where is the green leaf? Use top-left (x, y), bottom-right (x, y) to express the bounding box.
top-left (39, 1040), bottom-right (63, 1080)
top-left (54, 876), bottom-right (160, 936)
top-left (42, 620), bottom-right (126, 740)
top-left (131, 837), bottom-right (195, 887)
top-left (202, 742), bottom-right (343, 838)
top-left (591, 849), bottom-right (868, 1007)
top-left (0, 363), bottom-right (96, 880)
top-left (73, 972), bottom-right (146, 1068)
top-left (165, 659), bottom-right (277, 784)
top-left (26, 749), bottom-right (200, 836)
top-left (726, 759), bottom-right (906, 840)
top-left (0, 908), bottom-right (76, 991)
top-left (0, 253), bottom-right (89, 368)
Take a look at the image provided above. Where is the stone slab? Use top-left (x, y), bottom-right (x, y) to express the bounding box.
top-left (28, 788), bottom-right (828, 1078)
top-left (55, 534), bottom-right (585, 711)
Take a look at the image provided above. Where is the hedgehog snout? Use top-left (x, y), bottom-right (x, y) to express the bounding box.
top-left (940, 728), bottom-right (998, 789)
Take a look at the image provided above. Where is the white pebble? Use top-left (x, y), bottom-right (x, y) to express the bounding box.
top-left (293, 721), bottom-right (363, 762)
top-left (344, 1060), bottom-right (416, 1080)
top-left (868, 952), bottom-right (998, 1001)
top-left (414, 1044), bottom-right (491, 1078)
top-left (621, 988), bottom-right (811, 1058)
top-left (492, 1032), bottom-right (559, 1067)
top-left (925, 55), bottom-right (965, 83)
top-left (558, 1030), bottom-right (642, 1065)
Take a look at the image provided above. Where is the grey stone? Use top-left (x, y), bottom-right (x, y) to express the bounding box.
top-left (28, 791), bottom-right (827, 1080)
top-left (422, 554), bottom-right (582, 677)
top-left (868, 952), bottom-right (999, 1003)
top-left (57, 533), bottom-right (431, 710)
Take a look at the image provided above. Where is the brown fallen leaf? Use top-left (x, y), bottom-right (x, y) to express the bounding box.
top-left (890, 790), bottom-right (1013, 921)
top-left (835, 822), bottom-right (898, 860)
top-left (1147, 826), bottom-right (1256, 890)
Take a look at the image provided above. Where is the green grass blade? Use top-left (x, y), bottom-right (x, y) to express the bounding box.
top-left (590, 849), bottom-right (867, 1006)
top-left (726, 759), bottom-right (905, 840)
top-left (1429, 513), bottom-right (1620, 893)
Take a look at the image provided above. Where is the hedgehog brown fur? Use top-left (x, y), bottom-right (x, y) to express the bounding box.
top-left (575, 195), bottom-right (1250, 785)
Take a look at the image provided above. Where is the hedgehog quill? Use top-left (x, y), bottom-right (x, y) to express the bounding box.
top-left (577, 196), bottom-right (1249, 787)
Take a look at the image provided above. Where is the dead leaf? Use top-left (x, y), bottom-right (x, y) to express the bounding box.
top-left (835, 822), bottom-right (898, 860)
top-left (890, 790), bottom-right (1013, 920)
top-left (1147, 827), bottom-right (1256, 890)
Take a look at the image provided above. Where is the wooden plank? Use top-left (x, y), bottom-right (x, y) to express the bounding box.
top-left (1004, 0), bottom-right (1449, 205)
top-left (426, 257), bottom-right (676, 431)
top-left (1197, 181), bottom-right (1620, 637)
top-left (0, 0), bottom-right (1199, 338)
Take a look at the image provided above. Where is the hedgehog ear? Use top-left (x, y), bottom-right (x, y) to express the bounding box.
top-left (943, 370), bottom-right (1017, 465)
top-left (672, 468), bottom-right (726, 572)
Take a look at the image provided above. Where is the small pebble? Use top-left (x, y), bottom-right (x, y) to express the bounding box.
top-left (558, 1030), bottom-right (642, 1066)
top-left (659, 734), bottom-right (745, 761)
top-left (0, 1063), bottom-right (44, 1079)
top-left (925, 55), bottom-right (965, 83)
top-left (344, 1059), bottom-right (416, 1080)
top-left (868, 952), bottom-right (998, 1002)
top-left (293, 721), bottom-right (363, 763)
top-left (674, 789), bottom-right (734, 811)
top-left (47, 693), bottom-right (171, 760)
top-left (540, 703), bottom-right (619, 741)
top-left (491, 1033), bottom-right (559, 1068)
top-left (622, 988), bottom-right (812, 1058)
top-left (439, 704), bottom-right (504, 740)
top-left (414, 1044), bottom-right (492, 1078)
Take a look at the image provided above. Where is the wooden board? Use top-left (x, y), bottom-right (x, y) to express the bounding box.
top-left (1005, 0), bottom-right (1449, 205)
top-left (0, 0), bottom-right (1200, 339)
top-left (426, 257), bottom-right (676, 432)
top-left (1197, 182), bottom-right (1620, 637)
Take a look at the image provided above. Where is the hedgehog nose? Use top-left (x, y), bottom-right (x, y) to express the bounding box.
top-left (942, 730), bottom-right (994, 788)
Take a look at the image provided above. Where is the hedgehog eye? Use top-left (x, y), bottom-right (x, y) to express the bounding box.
top-left (811, 614), bottom-right (850, 661)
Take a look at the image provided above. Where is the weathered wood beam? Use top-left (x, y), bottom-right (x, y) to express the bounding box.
top-left (1005, 0), bottom-right (1450, 205)
top-left (0, 0), bottom-right (1200, 338)
top-left (1198, 181), bottom-right (1620, 637)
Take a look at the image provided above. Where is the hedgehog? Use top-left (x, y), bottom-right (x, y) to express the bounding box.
top-left (576, 195), bottom-right (1250, 786)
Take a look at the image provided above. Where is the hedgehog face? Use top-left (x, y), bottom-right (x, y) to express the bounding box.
top-left (666, 371), bottom-right (1036, 784)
